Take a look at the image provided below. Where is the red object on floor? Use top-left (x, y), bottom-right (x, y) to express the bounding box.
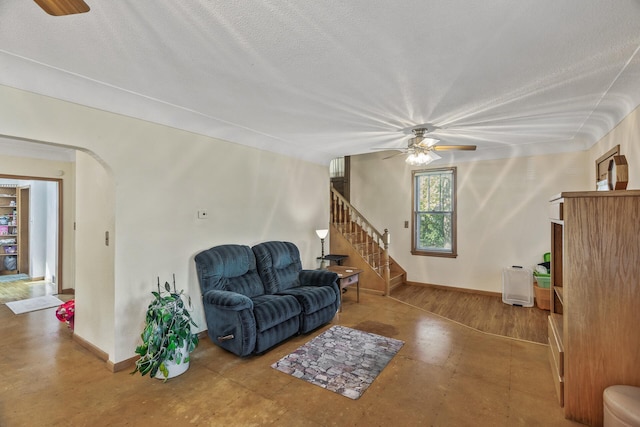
top-left (55, 299), bottom-right (75, 330)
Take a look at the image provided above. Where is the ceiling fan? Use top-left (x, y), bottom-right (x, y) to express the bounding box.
top-left (34, 0), bottom-right (90, 16)
top-left (376, 127), bottom-right (477, 166)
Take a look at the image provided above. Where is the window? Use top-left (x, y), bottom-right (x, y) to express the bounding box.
top-left (329, 157), bottom-right (345, 178)
top-left (411, 167), bottom-right (457, 257)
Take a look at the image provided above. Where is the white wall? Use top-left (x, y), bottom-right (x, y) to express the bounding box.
top-left (74, 151), bottom-right (116, 358)
top-left (0, 84), bottom-right (329, 364)
top-left (352, 149), bottom-right (589, 293)
top-left (106, 130), bottom-right (329, 362)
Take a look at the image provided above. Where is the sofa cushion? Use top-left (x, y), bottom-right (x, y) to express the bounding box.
top-left (195, 244), bottom-right (265, 298)
top-left (252, 241), bottom-right (302, 293)
top-left (278, 285), bottom-right (336, 314)
top-left (251, 294), bottom-right (301, 332)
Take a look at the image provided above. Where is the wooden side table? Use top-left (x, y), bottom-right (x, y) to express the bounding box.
top-left (326, 265), bottom-right (363, 312)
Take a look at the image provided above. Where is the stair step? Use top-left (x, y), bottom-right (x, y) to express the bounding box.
top-left (390, 274), bottom-right (404, 285)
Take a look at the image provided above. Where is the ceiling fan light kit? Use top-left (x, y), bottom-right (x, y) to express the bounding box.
top-left (399, 127), bottom-right (475, 166)
top-left (375, 126), bottom-right (476, 165)
top-left (405, 150), bottom-right (441, 166)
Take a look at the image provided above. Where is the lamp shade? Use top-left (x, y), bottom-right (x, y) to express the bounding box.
top-left (315, 229), bottom-right (329, 239)
top-left (405, 150), bottom-right (441, 166)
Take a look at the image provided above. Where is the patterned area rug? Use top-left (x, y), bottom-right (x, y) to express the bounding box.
top-left (271, 325), bottom-right (404, 399)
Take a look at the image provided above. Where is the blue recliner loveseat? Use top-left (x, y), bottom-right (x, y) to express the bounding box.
top-left (194, 242), bottom-right (339, 357)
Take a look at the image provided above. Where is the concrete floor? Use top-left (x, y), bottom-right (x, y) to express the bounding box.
top-left (0, 291), bottom-right (584, 426)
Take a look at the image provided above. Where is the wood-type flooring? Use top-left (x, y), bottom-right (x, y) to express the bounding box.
top-left (0, 279), bottom-right (57, 303)
top-left (391, 283), bottom-right (548, 344)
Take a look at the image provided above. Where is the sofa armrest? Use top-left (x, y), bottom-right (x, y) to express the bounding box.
top-left (298, 269), bottom-right (339, 287)
top-left (202, 289), bottom-right (253, 311)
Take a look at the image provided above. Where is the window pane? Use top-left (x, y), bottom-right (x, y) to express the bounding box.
top-left (417, 213), bottom-right (452, 250)
top-left (417, 173), bottom-right (451, 212)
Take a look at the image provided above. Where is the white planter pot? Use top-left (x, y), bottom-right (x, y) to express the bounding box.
top-left (154, 342), bottom-right (190, 380)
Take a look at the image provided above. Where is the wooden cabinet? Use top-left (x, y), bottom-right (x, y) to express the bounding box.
top-left (0, 185), bottom-right (29, 275)
top-left (548, 190), bottom-right (640, 427)
top-left (548, 196), bottom-right (565, 407)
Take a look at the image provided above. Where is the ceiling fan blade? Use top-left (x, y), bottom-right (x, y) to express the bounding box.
top-left (433, 145), bottom-right (477, 151)
top-left (34, 0), bottom-right (90, 16)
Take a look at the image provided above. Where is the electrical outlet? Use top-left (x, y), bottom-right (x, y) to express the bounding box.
top-left (197, 210), bottom-right (208, 219)
top-left (404, 221), bottom-right (409, 228)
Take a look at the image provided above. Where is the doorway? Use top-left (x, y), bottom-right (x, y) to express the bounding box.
top-left (0, 176), bottom-right (62, 298)
top-left (330, 156), bottom-right (350, 201)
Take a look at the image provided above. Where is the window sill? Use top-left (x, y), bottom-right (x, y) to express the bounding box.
top-left (411, 250), bottom-right (458, 258)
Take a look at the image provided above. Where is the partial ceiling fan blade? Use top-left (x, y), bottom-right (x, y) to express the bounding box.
top-left (34, 0), bottom-right (90, 16)
top-left (383, 152), bottom-right (408, 160)
top-left (427, 151), bottom-right (441, 161)
top-left (370, 147), bottom-right (407, 152)
top-left (433, 145), bottom-right (477, 151)
top-left (417, 137), bottom-right (440, 148)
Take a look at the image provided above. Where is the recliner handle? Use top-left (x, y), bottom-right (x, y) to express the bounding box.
top-left (218, 334), bottom-right (235, 342)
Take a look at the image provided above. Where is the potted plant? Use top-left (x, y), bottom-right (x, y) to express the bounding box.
top-left (131, 275), bottom-right (199, 380)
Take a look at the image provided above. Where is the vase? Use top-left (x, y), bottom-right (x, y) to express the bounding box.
top-left (154, 342), bottom-right (190, 380)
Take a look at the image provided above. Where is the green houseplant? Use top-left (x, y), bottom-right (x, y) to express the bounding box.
top-left (132, 275), bottom-right (199, 380)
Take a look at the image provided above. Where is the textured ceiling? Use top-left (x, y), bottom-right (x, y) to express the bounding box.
top-left (2, 1), bottom-right (640, 164)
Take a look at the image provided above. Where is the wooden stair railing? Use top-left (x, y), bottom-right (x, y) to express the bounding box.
top-left (330, 186), bottom-right (406, 296)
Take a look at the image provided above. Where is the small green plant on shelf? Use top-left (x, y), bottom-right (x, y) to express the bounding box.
top-left (131, 275), bottom-right (199, 380)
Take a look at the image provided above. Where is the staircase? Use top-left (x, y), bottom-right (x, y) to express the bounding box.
top-left (329, 187), bottom-right (406, 295)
